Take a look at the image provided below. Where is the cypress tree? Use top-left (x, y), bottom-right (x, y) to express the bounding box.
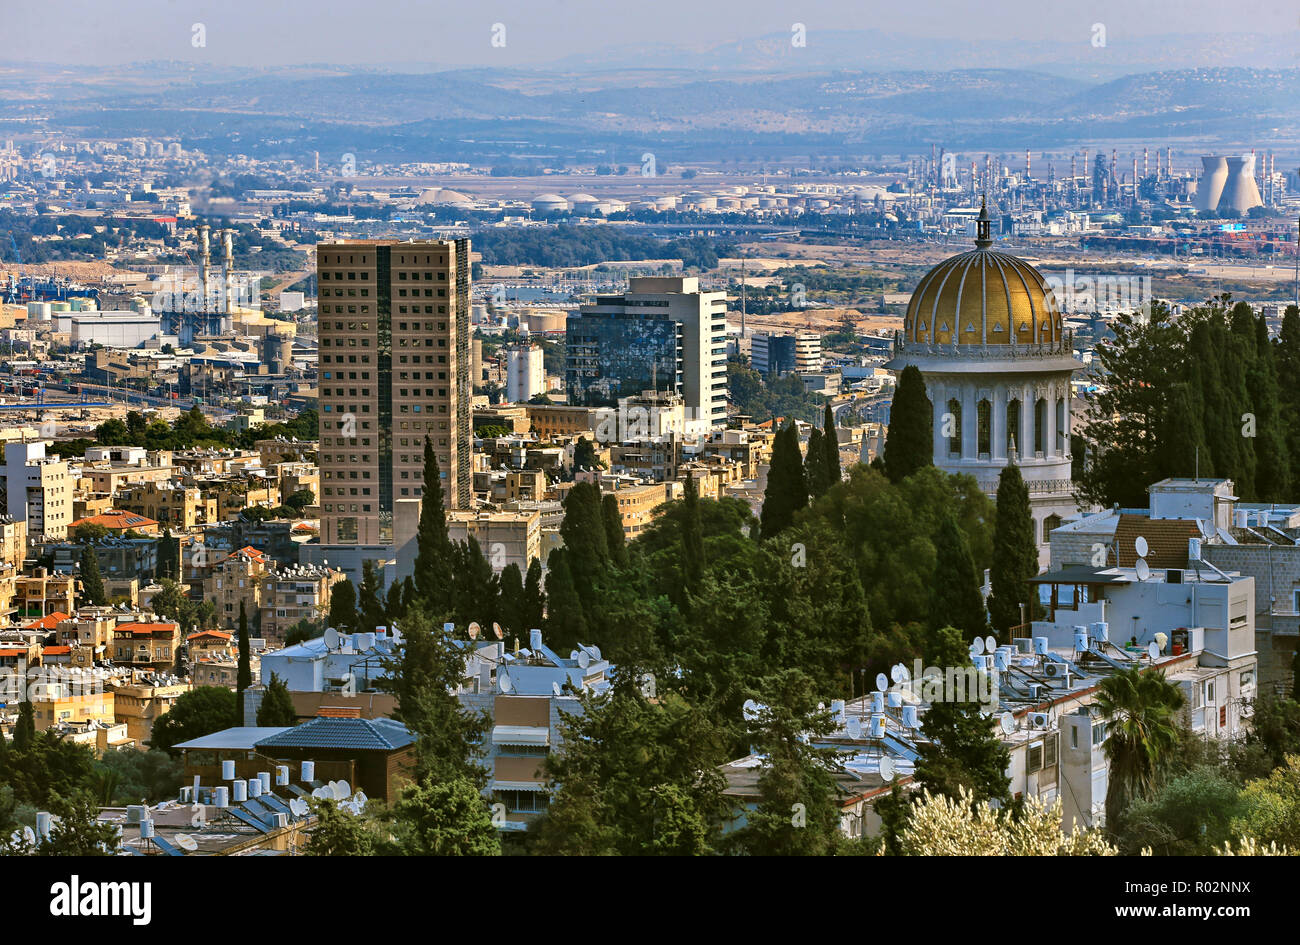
top-left (385, 580), bottom-right (405, 624)
top-left (400, 576), bottom-right (417, 615)
top-left (1250, 313), bottom-right (1290, 501)
top-left (358, 560), bottom-right (386, 633)
top-left (413, 438), bottom-right (454, 613)
top-left (257, 672), bottom-right (297, 726)
top-left (601, 494), bottom-right (628, 568)
top-left (237, 599), bottom-right (252, 702)
top-left (498, 563), bottom-right (525, 637)
top-left (80, 543), bottom-right (106, 606)
top-left (930, 513), bottom-right (988, 641)
top-left (1156, 383), bottom-right (1209, 481)
top-left (14, 700), bottom-right (35, 752)
top-left (328, 578), bottom-right (357, 632)
top-left (822, 403), bottom-right (841, 489)
top-left (987, 464), bottom-right (1038, 636)
top-left (1275, 304), bottom-right (1300, 491)
top-left (804, 427), bottom-right (829, 498)
top-left (542, 548), bottom-right (587, 651)
top-left (451, 537), bottom-right (498, 631)
top-left (523, 558), bottom-right (546, 631)
top-left (761, 423), bottom-right (808, 537)
top-left (681, 474), bottom-right (706, 594)
top-left (156, 527), bottom-right (179, 582)
top-left (883, 365), bottom-right (932, 483)
top-left (560, 481), bottom-right (609, 600)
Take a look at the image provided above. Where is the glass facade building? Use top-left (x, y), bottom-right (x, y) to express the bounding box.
top-left (565, 312), bottom-right (683, 407)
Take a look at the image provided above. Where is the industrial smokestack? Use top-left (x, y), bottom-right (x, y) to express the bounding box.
top-left (1143, 147), bottom-right (1148, 179)
top-left (222, 229), bottom-right (234, 315)
top-left (198, 224), bottom-right (210, 314)
top-left (1025, 148), bottom-right (1031, 181)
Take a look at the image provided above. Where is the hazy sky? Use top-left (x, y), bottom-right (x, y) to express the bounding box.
top-left (8, 0), bottom-right (1300, 67)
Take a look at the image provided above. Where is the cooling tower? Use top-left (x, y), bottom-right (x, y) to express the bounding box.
top-left (1195, 156), bottom-right (1229, 212)
top-left (1220, 155), bottom-right (1263, 214)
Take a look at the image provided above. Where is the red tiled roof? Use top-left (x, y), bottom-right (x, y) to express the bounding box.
top-left (0, 648), bottom-right (28, 657)
top-left (69, 510), bottom-right (158, 531)
top-left (42, 646), bottom-right (71, 655)
top-left (116, 622), bottom-right (179, 636)
top-left (187, 630), bottom-right (232, 641)
top-left (25, 611), bottom-right (71, 630)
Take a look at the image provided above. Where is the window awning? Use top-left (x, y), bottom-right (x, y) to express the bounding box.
top-left (492, 780), bottom-right (548, 793)
top-left (491, 725), bottom-right (549, 747)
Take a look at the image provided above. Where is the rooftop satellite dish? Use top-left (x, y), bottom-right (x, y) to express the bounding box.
top-left (878, 756), bottom-right (895, 782)
top-left (335, 780), bottom-right (351, 800)
top-left (1135, 558), bottom-right (1151, 581)
top-left (875, 672), bottom-right (888, 692)
top-left (1000, 712), bottom-right (1016, 735)
top-left (846, 717), bottom-right (862, 739)
top-left (174, 833), bottom-right (198, 852)
top-left (492, 622), bottom-right (503, 640)
top-left (1147, 641), bottom-right (1160, 661)
top-left (742, 699), bottom-right (762, 722)
top-left (21, 826), bottom-right (36, 847)
top-left (971, 637), bottom-right (985, 656)
top-left (894, 663), bottom-right (911, 684)
top-left (323, 627), bottom-right (339, 650)
top-left (1135, 536), bottom-right (1149, 558)
top-left (352, 792), bottom-right (368, 808)
top-left (311, 787), bottom-right (331, 799)
top-left (468, 621), bottom-right (480, 640)
top-left (498, 673), bottom-right (513, 693)
top-left (984, 635), bottom-right (997, 655)
top-left (552, 681), bottom-right (562, 696)
top-left (578, 649), bottom-right (591, 668)
top-left (289, 798), bottom-right (310, 817)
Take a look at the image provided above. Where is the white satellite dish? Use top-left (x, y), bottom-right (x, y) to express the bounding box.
top-left (1000, 712), bottom-right (1016, 735)
top-left (312, 787), bottom-right (332, 800)
top-left (492, 622), bottom-right (503, 640)
top-left (895, 663), bottom-right (911, 684)
top-left (174, 833), bottom-right (198, 852)
top-left (289, 798), bottom-right (310, 817)
top-left (20, 826), bottom-right (36, 847)
top-left (1135, 558), bottom-right (1151, 581)
top-left (879, 756), bottom-right (895, 782)
top-left (984, 635), bottom-right (997, 655)
top-left (1148, 641), bottom-right (1160, 661)
top-left (352, 792), bottom-right (368, 808)
top-left (846, 717), bottom-right (862, 739)
top-left (334, 780), bottom-right (351, 800)
top-left (889, 663), bottom-right (903, 684)
top-left (323, 627), bottom-right (340, 650)
top-left (971, 637), bottom-right (985, 656)
top-left (468, 621), bottom-right (480, 640)
top-left (875, 672), bottom-right (888, 692)
top-left (1135, 536), bottom-right (1149, 558)
top-left (552, 681), bottom-right (562, 696)
top-left (742, 699), bottom-right (764, 722)
top-left (498, 673), bottom-right (513, 693)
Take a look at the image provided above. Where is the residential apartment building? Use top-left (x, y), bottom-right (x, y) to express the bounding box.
top-left (110, 621), bottom-right (182, 671)
top-left (206, 545), bottom-right (270, 629)
top-left (751, 330), bottom-right (822, 377)
top-left (3, 441), bottom-right (73, 539)
top-left (317, 238), bottom-right (473, 544)
top-left (0, 515), bottom-right (26, 571)
top-left (312, 239), bottom-right (472, 582)
top-left (447, 509), bottom-right (542, 575)
top-left (258, 563), bottom-right (344, 639)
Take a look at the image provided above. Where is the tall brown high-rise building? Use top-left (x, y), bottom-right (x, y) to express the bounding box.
top-left (316, 239), bottom-right (472, 550)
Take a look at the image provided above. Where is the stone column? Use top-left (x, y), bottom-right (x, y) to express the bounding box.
top-left (992, 384), bottom-right (1007, 464)
top-left (961, 384), bottom-right (976, 461)
top-left (930, 381), bottom-right (947, 461)
top-left (1020, 387), bottom-right (1033, 459)
top-left (1046, 381), bottom-right (1058, 459)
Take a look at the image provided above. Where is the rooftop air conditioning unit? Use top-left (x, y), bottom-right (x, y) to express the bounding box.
top-left (1043, 662), bottom-right (1068, 679)
top-left (1029, 712), bottom-right (1050, 730)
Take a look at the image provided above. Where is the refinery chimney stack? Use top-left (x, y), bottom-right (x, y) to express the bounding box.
top-left (199, 224), bottom-right (211, 313)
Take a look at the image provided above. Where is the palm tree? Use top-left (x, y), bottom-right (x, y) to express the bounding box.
top-left (1095, 666), bottom-right (1185, 831)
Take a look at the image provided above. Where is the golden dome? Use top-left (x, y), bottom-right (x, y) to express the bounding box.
top-left (902, 206), bottom-right (1062, 348)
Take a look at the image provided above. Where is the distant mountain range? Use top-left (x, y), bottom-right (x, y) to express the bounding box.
top-left (2, 53), bottom-right (1298, 162)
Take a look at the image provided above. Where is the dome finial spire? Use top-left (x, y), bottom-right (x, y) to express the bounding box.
top-left (975, 194), bottom-right (992, 249)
